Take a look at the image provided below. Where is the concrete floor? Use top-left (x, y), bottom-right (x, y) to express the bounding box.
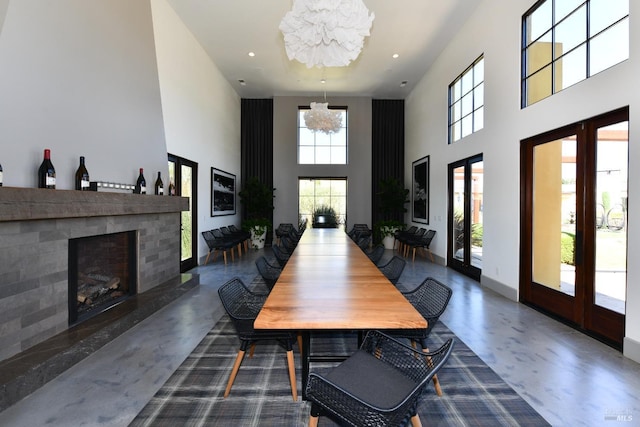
top-left (0, 246), bottom-right (639, 426)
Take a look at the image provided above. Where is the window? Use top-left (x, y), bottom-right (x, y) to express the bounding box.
top-left (298, 107), bottom-right (347, 164)
top-left (299, 178), bottom-right (347, 227)
top-left (522, 0), bottom-right (629, 106)
top-left (448, 56), bottom-right (484, 144)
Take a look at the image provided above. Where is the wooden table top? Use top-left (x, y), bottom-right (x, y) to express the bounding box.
top-left (254, 228), bottom-right (427, 330)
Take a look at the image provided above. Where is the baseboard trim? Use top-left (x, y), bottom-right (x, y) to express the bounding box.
top-left (480, 274), bottom-right (518, 301)
top-left (623, 336), bottom-right (640, 364)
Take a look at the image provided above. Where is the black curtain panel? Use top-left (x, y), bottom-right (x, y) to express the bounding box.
top-left (241, 99), bottom-right (274, 242)
top-left (372, 99), bottom-right (405, 225)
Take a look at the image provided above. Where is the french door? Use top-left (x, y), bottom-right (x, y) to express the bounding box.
top-left (168, 154), bottom-right (198, 273)
top-left (448, 154), bottom-right (483, 281)
top-left (520, 108), bottom-right (628, 348)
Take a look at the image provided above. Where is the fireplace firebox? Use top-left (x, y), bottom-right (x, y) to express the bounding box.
top-left (68, 231), bottom-right (138, 325)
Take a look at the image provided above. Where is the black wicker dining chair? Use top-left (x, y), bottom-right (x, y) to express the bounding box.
top-left (356, 235), bottom-right (371, 251)
top-left (217, 278), bottom-right (298, 401)
top-left (387, 277), bottom-right (453, 396)
top-left (406, 229), bottom-right (436, 262)
top-left (281, 235), bottom-right (297, 253)
top-left (365, 244), bottom-right (385, 265)
top-left (394, 225), bottom-right (417, 254)
top-left (306, 330), bottom-right (454, 427)
top-left (378, 255), bottom-right (406, 285)
top-left (255, 256), bottom-right (281, 291)
top-left (201, 230), bottom-right (236, 265)
top-left (401, 228), bottom-right (426, 257)
top-left (275, 223), bottom-right (294, 245)
top-left (271, 245), bottom-right (290, 268)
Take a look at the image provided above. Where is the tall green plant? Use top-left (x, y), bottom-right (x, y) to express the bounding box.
top-left (376, 178), bottom-right (410, 220)
top-left (238, 177), bottom-right (275, 220)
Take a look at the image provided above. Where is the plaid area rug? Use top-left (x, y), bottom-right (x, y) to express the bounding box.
top-left (130, 315), bottom-right (549, 426)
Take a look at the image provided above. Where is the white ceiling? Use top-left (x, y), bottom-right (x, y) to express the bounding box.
top-left (166, 0), bottom-right (483, 98)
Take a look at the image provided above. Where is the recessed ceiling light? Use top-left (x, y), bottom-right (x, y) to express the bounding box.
top-left (392, 53), bottom-right (399, 59)
top-left (400, 81), bottom-right (408, 87)
top-left (320, 79), bottom-right (326, 84)
top-left (248, 52), bottom-right (255, 57)
top-left (238, 79), bottom-right (246, 86)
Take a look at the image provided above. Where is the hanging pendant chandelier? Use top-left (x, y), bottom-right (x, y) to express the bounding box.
top-left (304, 101), bottom-right (342, 134)
top-left (279, 0), bottom-right (375, 68)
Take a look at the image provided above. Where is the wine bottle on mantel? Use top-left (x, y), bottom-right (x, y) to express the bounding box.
top-left (38, 149), bottom-right (56, 189)
top-left (134, 168), bottom-right (146, 194)
top-left (154, 171), bottom-right (164, 195)
top-left (75, 156), bottom-right (90, 190)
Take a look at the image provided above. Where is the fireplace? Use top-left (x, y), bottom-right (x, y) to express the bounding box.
top-left (68, 231), bottom-right (138, 325)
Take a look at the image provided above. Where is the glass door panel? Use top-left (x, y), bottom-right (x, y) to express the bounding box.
top-left (470, 161), bottom-right (484, 269)
top-left (448, 154), bottom-right (482, 281)
top-left (521, 107), bottom-right (627, 348)
top-left (180, 165), bottom-right (193, 263)
top-left (168, 154), bottom-right (197, 273)
top-left (594, 121), bottom-right (628, 314)
top-left (532, 138), bottom-right (576, 296)
top-left (452, 166), bottom-right (465, 262)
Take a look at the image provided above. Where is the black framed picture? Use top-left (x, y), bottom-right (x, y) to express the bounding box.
top-left (412, 156), bottom-right (429, 224)
top-left (211, 168), bottom-right (236, 216)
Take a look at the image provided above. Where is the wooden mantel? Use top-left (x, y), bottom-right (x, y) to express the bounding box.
top-left (0, 187), bottom-right (189, 222)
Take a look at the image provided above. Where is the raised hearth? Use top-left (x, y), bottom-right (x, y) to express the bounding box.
top-left (0, 273), bottom-right (199, 412)
top-left (0, 187), bottom-right (192, 411)
top-left (0, 187), bottom-right (189, 363)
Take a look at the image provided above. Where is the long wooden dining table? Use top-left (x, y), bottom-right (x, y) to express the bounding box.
top-left (254, 228), bottom-right (427, 399)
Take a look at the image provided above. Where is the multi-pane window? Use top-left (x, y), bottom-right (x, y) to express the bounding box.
top-left (522, 0), bottom-right (629, 107)
top-left (299, 178), bottom-right (347, 227)
top-left (448, 56), bottom-right (484, 144)
top-left (298, 108), bottom-right (347, 164)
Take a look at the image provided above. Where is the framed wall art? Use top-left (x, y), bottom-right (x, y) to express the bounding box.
top-left (412, 156), bottom-right (429, 224)
top-left (211, 168), bottom-right (236, 216)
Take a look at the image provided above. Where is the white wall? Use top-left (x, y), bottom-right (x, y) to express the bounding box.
top-left (273, 96), bottom-right (372, 232)
top-left (0, 0), bottom-right (168, 188)
top-left (150, 0), bottom-right (241, 262)
top-left (405, 0), bottom-right (640, 361)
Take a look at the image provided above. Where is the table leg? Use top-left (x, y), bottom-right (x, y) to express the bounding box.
top-left (301, 331), bottom-right (311, 400)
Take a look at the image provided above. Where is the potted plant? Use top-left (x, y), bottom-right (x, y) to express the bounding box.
top-left (238, 177), bottom-right (275, 249)
top-left (374, 219), bottom-right (406, 250)
top-left (242, 218), bottom-right (271, 249)
top-left (312, 205), bottom-right (338, 228)
top-left (374, 178), bottom-right (410, 249)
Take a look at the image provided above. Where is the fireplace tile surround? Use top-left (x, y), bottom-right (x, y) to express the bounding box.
top-left (0, 187), bottom-right (190, 362)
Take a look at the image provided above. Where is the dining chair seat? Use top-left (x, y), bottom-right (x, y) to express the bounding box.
top-left (306, 330), bottom-right (454, 427)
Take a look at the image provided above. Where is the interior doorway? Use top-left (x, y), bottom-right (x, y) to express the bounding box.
top-left (448, 154), bottom-right (483, 281)
top-left (168, 154), bottom-right (198, 273)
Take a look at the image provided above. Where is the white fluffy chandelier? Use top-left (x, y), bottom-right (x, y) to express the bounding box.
top-left (279, 0), bottom-right (375, 68)
top-left (304, 102), bottom-right (342, 134)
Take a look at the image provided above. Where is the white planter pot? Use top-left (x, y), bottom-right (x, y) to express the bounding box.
top-left (250, 229), bottom-right (267, 249)
top-left (382, 235), bottom-right (395, 250)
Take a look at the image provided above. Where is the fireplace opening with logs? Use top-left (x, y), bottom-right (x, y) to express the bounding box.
top-left (68, 231), bottom-right (137, 325)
